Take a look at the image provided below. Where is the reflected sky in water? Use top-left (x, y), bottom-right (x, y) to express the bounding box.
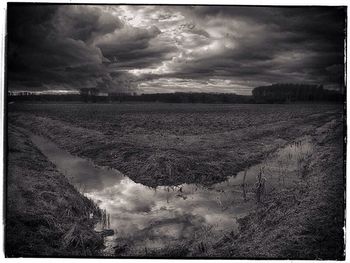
top-left (30, 134), bottom-right (312, 255)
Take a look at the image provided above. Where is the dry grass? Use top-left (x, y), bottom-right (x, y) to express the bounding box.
top-left (7, 103), bottom-right (344, 258)
top-left (6, 126), bottom-right (104, 257)
top-left (196, 117), bottom-right (344, 259)
top-left (9, 103), bottom-right (341, 187)
top-left (135, 116), bottom-right (344, 259)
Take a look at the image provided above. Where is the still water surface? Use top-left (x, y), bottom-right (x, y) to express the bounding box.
top-left (30, 134), bottom-right (312, 255)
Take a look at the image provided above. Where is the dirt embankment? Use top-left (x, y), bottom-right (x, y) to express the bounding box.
top-left (6, 125), bottom-right (104, 257)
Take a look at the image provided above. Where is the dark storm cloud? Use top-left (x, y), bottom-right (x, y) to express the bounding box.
top-left (53, 5), bottom-right (123, 43)
top-left (95, 25), bottom-right (177, 69)
top-left (153, 6), bottom-right (346, 91)
top-left (7, 4), bottom-right (346, 94)
top-left (7, 5), bottom-right (138, 92)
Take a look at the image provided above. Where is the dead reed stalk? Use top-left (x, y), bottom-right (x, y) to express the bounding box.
top-left (242, 170), bottom-right (247, 201)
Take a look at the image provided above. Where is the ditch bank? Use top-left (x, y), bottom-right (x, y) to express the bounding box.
top-left (21, 117), bottom-right (344, 259)
top-left (194, 118), bottom-right (345, 259)
top-left (6, 109), bottom-right (344, 258)
top-left (6, 125), bottom-right (105, 257)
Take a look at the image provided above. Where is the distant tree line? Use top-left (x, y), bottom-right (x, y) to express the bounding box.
top-left (108, 92), bottom-right (254, 104)
top-left (80, 88), bottom-right (100, 103)
top-left (8, 83), bottom-right (343, 104)
top-left (8, 94), bottom-right (82, 102)
top-left (8, 91), bottom-right (254, 104)
top-left (252, 83), bottom-right (343, 103)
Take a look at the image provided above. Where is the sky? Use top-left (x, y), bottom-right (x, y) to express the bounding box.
top-left (7, 4), bottom-right (346, 95)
